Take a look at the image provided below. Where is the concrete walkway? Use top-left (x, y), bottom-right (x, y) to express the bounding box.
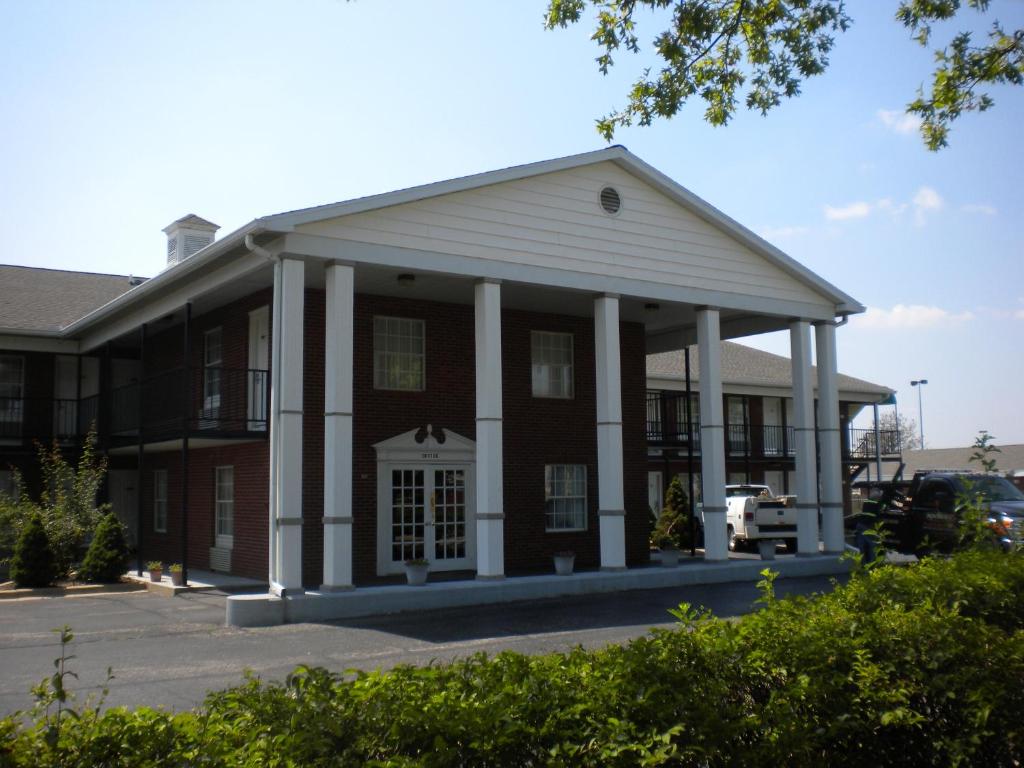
top-left (228, 553), bottom-right (852, 626)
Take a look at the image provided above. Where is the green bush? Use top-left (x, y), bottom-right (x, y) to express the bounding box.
top-left (651, 475), bottom-right (694, 549)
top-left (9, 513), bottom-right (57, 588)
top-left (77, 513), bottom-right (130, 584)
top-left (2, 549), bottom-right (1022, 766)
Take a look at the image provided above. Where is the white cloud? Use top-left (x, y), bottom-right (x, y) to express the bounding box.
top-left (856, 304), bottom-right (974, 330)
top-left (876, 197), bottom-right (908, 217)
top-left (961, 203), bottom-right (998, 216)
top-left (1015, 309), bottom-right (1024, 320)
top-left (759, 225), bottom-right (809, 240)
top-left (877, 109), bottom-right (922, 135)
top-left (824, 201), bottom-right (871, 221)
top-left (912, 186), bottom-right (943, 225)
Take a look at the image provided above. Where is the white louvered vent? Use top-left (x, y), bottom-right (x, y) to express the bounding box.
top-left (209, 546), bottom-right (232, 573)
top-left (166, 237), bottom-right (178, 265)
top-left (599, 186), bottom-right (622, 215)
top-left (183, 234), bottom-right (213, 259)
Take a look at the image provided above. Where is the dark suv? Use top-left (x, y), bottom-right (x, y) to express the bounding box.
top-left (881, 471), bottom-right (1024, 553)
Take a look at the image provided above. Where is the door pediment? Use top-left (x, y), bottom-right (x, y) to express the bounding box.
top-left (373, 424), bottom-right (475, 463)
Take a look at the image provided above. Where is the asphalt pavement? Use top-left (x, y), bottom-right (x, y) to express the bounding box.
top-left (0, 573), bottom-right (844, 715)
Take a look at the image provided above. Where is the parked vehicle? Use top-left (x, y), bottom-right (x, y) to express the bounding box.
top-left (878, 470), bottom-right (1024, 553)
top-left (724, 484), bottom-right (798, 552)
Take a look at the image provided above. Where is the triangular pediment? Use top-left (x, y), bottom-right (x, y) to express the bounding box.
top-left (373, 425), bottom-right (475, 462)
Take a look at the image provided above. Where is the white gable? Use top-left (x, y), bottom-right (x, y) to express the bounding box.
top-left (297, 161), bottom-right (828, 309)
top-left (373, 425), bottom-right (475, 463)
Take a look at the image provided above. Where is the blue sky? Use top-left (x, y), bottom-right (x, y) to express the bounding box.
top-left (2, 1), bottom-right (1022, 448)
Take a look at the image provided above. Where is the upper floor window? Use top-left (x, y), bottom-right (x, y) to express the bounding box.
top-left (531, 331), bottom-right (573, 398)
top-left (0, 355), bottom-right (25, 433)
top-left (203, 327), bottom-right (223, 416)
top-left (373, 317), bottom-right (425, 391)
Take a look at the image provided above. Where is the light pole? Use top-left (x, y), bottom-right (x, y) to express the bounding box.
top-left (910, 379), bottom-right (928, 449)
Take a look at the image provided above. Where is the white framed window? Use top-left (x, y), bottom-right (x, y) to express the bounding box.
top-left (531, 331), bottom-right (573, 398)
top-left (373, 316), bottom-right (425, 391)
top-left (203, 327), bottom-right (223, 416)
top-left (215, 466), bottom-right (234, 548)
top-left (153, 470), bottom-right (168, 533)
top-left (545, 464), bottom-right (587, 531)
top-left (0, 355), bottom-right (25, 435)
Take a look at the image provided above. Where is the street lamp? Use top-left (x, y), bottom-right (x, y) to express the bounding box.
top-left (910, 379), bottom-right (928, 449)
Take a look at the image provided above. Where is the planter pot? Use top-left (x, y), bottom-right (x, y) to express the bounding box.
top-left (553, 553), bottom-right (575, 576)
top-left (148, 569), bottom-right (163, 583)
top-left (660, 547), bottom-right (680, 567)
top-left (404, 563), bottom-right (429, 586)
top-left (758, 540), bottom-right (778, 560)
top-left (170, 571), bottom-right (184, 587)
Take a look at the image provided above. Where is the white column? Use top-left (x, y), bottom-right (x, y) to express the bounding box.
top-left (475, 280), bottom-right (505, 580)
top-left (322, 263), bottom-right (354, 590)
top-left (790, 320), bottom-right (819, 555)
top-left (815, 321), bottom-right (844, 553)
top-left (270, 257), bottom-right (304, 592)
top-left (697, 308), bottom-right (728, 561)
top-left (595, 294), bottom-right (626, 570)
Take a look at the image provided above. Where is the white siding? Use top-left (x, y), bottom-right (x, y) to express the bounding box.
top-left (298, 162), bottom-right (825, 306)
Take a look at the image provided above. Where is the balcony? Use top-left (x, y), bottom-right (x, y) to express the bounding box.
top-left (103, 367), bottom-right (269, 444)
top-left (846, 428), bottom-right (902, 460)
top-left (645, 391), bottom-right (700, 450)
top-left (0, 397), bottom-right (80, 444)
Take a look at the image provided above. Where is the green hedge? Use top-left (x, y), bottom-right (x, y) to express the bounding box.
top-left (2, 550), bottom-right (1023, 767)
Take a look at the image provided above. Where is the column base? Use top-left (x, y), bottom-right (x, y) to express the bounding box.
top-left (318, 584), bottom-right (355, 593)
top-left (600, 565), bottom-right (628, 573)
top-left (475, 573), bottom-right (506, 582)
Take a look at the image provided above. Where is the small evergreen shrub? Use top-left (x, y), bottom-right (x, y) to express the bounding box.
top-left (651, 475), bottom-right (694, 549)
top-left (9, 513), bottom-right (56, 588)
top-left (78, 513), bottom-right (130, 584)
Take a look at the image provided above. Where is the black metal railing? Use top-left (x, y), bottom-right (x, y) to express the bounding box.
top-left (645, 390), bottom-right (700, 450)
top-left (847, 428), bottom-right (902, 459)
top-left (761, 424), bottom-right (795, 457)
top-left (107, 367), bottom-right (270, 439)
top-left (0, 397), bottom-right (80, 442)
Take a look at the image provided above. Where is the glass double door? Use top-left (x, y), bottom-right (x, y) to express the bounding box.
top-left (389, 466), bottom-right (472, 571)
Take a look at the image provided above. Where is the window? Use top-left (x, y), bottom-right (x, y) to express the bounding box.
top-left (545, 464), bottom-right (587, 531)
top-left (727, 396), bottom-right (749, 455)
top-left (0, 355), bottom-right (25, 435)
top-left (203, 327), bottom-right (223, 417)
top-left (153, 470), bottom-right (168, 533)
top-left (531, 331), bottom-right (573, 398)
top-left (373, 317), bottom-right (425, 391)
top-left (215, 466), bottom-right (234, 547)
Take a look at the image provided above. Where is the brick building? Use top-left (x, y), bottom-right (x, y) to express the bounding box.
top-left (0, 147), bottom-right (871, 595)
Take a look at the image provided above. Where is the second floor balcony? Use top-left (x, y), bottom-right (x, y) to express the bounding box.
top-left (94, 366), bottom-right (269, 445)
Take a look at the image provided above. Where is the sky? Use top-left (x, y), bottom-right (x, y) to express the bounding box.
top-left (1, 1), bottom-right (1022, 449)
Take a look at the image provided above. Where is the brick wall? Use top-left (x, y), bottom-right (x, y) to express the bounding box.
top-left (133, 289), bottom-right (650, 584)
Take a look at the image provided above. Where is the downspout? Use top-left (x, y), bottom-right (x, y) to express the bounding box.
top-left (244, 235), bottom-right (282, 593)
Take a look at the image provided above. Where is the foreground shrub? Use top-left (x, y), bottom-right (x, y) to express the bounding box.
top-left (1, 550), bottom-right (1022, 766)
top-left (9, 513), bottom-right (56, 588)
top-left (77, 513), bottom-right (130, 584)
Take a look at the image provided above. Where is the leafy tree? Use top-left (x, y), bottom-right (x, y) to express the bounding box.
top-left (879, 411), bottom-right (920, 452)
top-left (78, 514), bottom-right (130, 584)
top-left (544, 0), bottom-right (1022, 149)
top-left (10, 513), bottom-right (57, 588)
top-left (968, 428), bottom-right (1001, 472)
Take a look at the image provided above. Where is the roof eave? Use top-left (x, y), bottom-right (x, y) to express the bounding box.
top-left (59, 218), bottom-right (286, 338)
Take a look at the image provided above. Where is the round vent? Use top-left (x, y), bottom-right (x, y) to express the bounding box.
top-left (599, 186), bottom-right (621, 215)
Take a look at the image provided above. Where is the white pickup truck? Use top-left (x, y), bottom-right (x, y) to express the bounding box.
top-left (725, 484), bottom-right (798, 552)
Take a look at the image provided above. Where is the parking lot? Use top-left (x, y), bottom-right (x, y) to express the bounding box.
top-left (0, 573), bottom-right (843, 715)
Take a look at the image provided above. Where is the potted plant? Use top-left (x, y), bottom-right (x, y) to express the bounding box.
top-left (169, 563), bottom-right (184, 586)
top-left (652, 533), bottom-right (680, 567)
top-left (147, 561), bottom-right (163, 583)
top-left (552, 550), bottom-right (575, 576)
top-left (404, 558), bottom-right (429, 586)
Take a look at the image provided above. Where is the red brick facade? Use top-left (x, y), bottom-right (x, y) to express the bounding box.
top-left (132, 288), bottom-right (650, 584)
